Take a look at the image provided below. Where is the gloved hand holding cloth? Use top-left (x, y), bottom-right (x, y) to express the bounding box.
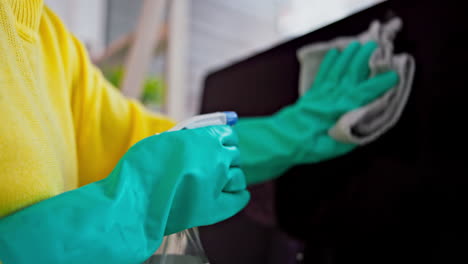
top-left (235, 41), bottom-right (399, 185)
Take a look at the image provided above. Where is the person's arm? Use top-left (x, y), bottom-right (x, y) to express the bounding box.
top-left (235, 42), bottom-right (399, 185)
top-left (0, 5), bottom-right (173, 216)
top-left (0, 126), bottom-right (249, 264)
top-left (44, 5), bottom-right (175, 186)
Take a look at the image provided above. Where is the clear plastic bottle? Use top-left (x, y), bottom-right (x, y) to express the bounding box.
top-left (145, 112), bottom-right (238, 264)
top-left (144, 228), bottom-right (209, 264)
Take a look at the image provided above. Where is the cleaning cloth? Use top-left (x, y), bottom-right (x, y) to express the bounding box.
top-left (297, 17), bottom-right (415, 144)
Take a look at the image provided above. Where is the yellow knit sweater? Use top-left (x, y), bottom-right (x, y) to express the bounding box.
top-left (0, 0), bottom-right (175, 218)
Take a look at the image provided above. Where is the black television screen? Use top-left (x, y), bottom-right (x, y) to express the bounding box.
top-left (200, 0), bottom-right (467, 263)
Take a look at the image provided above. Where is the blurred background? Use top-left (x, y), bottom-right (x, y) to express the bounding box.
top-left (44, 0), bottom-right (382, 120)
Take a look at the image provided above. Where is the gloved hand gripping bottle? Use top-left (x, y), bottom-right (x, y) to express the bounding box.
top-left (145, 112), bottom-right (238, 264)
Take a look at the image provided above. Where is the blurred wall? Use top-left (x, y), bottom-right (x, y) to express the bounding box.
top-left (106, 0), bottom-right (142, 45)
top-left (44, 0), bottom-right (107, 58)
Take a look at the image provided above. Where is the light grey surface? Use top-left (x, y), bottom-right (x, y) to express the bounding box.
top-left (297, 18), bottom-right (415, 144)
top-left (106, 0), bottom-right (142, 45)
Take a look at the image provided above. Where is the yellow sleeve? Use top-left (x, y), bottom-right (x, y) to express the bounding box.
top-left (44, 9), bottom-right (176, 186)
top-left (0, 1), bottom-right (175, 220)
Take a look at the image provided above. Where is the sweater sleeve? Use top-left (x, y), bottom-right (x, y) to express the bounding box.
top-left (42, 8), bottom-right (176, 186)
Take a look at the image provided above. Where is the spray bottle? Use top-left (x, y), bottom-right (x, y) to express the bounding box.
top-left (145, 112), bottom-right (238, 264)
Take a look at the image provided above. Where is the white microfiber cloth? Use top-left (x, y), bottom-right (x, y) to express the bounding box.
top-left (297, 17), bottom-right (415, 145)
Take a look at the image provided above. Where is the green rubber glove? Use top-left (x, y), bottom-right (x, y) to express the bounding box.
top-left (0, 126), bottom-right (249, 264)
top-left (235, 41), bottom-right (399, 185)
